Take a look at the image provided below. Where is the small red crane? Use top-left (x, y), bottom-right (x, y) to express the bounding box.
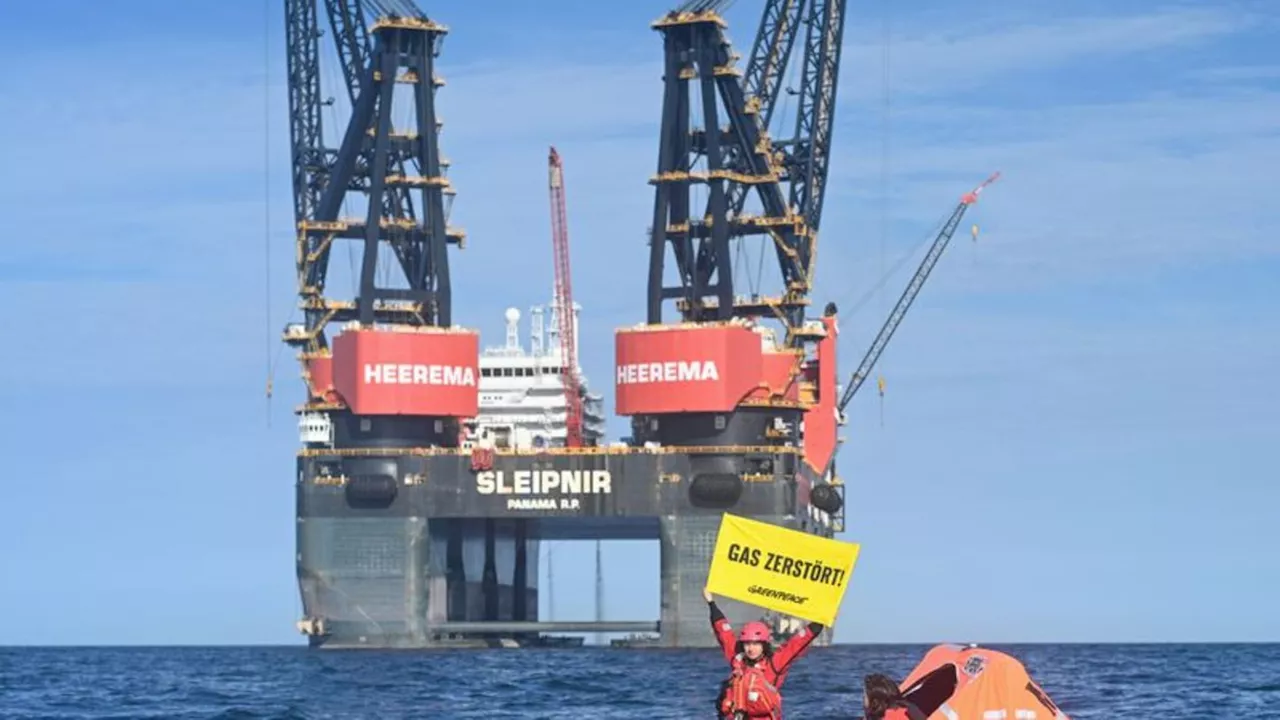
top-left (548, 147), bottom-right (584, 447)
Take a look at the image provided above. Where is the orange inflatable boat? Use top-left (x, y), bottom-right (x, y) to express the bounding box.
top-left (896, 644), bottom-right (1070, 719)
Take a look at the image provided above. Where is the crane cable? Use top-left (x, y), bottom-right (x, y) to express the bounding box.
top-left (842, 211), bottom-right (949, 317)
top-left (876, 0), bottom-right (892, 428)
top-left (263, 0), bottom-right (295, 427)
top-left (264, 0), bottom-right (274, 427)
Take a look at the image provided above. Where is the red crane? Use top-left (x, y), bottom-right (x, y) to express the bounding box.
top-left (548, 147), bottom-right (584, 448)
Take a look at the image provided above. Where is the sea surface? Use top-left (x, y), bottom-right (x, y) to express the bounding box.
top-left (1, 644), bottom-right (1277, 718)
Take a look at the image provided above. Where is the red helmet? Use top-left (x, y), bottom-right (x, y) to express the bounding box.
top-left (739, 621), bottom-right (772, 643)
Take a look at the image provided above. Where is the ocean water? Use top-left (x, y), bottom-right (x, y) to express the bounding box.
top-left (1, 644), bottom-right (1277, 718)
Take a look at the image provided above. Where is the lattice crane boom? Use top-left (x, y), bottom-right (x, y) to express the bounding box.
top-left (646, 0), bottom-right (848, 348)
top-left (723, 0), bottom-right (805, 217)
top-left (282, 0), bottom-right (463, 356)
top-left (786, 0), bottom-right (846, 235)
top-left (548, 147), bottom-right (584, 447)
top-left (284, 0), bottom-right (325, 228)
top-left (836, 172), bottom-right (1001, 415)
top-left (284, 0), bottom-right (332, 351)
top-left (322, 0), bottom-right (444, 292)
top-left (741, 0), bottom-right (805, 137)
top-left (324, 0), bottom-right (370, 102)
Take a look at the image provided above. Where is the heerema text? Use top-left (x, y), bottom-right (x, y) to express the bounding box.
top-left (616, 360), bottom-right (719, 384)
top-left (362, 363), bottom-right (476, 386)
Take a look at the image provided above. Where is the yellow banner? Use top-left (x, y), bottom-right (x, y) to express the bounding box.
top-left (705, 513), bottom-right (860, 626)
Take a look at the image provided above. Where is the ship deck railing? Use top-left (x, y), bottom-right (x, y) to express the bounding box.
top-left (298, 444), bottom-right (801, 457)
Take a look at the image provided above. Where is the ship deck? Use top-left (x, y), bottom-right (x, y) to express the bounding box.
top-left (298, 443), bottom-right (805, 458)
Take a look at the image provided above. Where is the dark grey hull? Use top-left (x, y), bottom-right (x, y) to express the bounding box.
top-left (296, 412), bottom-right (844, 649)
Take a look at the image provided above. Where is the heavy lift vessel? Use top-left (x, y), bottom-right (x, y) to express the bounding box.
top-left (283, 0), bottom-right (996, 649)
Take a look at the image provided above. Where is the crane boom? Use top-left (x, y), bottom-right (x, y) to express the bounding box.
top-left (548, 147), bottom-right (584, 447)
top-left (315, 0), bottom-right (441, 296)
top-left (740, 0), bottom-right (805, 138)
top-left (284, 0), bottom-right (325, 228)
top-left (724, 0), bottom-right (805, 217)
top-left (282, 0), bottom-right (463, 357)
top-left (324, 0), bottom-right (371, 102)
top-left (647, 0), bottom-right (849, 345)
top-left (837, 172), bottom-right (1000, 414)
top-left (785, 0), bottom-right (846, 235)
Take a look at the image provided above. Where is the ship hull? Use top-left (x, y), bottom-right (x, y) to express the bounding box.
top-left (296, 444), bottom-right (840, 649)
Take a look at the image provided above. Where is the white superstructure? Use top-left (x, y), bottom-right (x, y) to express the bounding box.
top-left (463, 297), bottom-right (607, 450)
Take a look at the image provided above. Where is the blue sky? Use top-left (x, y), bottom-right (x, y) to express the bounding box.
top-left (0, 0), bottom-right (1276, 645)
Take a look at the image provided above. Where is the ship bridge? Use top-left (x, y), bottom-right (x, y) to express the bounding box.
top-left (465, 302), bottom-right (608, 450)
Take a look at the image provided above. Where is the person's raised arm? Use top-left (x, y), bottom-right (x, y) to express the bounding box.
top-left (704, 587), bottom-right (738, 661)
top-left (771, 620), bottom-right (824, 670)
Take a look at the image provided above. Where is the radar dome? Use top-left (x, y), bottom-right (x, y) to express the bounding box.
top-left (504, 307), bottom-right (521, 323)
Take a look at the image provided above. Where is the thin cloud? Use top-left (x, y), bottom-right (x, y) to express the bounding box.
top-left (820, 86), bottom-right (1279, 295)
top-left (817, 4), bottom-right (1274, 295)
top-left (0, 280), bottom-right (267, 388)
top-left (1189, 64), bottom-right (1280, 82)
top-left (839, 5), bottom-right (1258, 100)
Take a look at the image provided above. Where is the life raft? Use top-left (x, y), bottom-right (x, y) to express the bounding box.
top-left (896, 644), bottom-right (1070, 720)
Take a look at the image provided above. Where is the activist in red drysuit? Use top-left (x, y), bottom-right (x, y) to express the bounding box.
top-left (705, 587), bottom-right (824, 719)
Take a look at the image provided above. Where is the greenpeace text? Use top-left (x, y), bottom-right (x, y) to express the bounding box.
top-left (747, 585), bottom-right (808, 605)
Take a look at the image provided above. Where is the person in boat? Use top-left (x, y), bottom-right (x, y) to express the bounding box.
top-left (862, 673), bottom-right (925, 720)
top-left (704, 586), bottom-right (824, 719)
